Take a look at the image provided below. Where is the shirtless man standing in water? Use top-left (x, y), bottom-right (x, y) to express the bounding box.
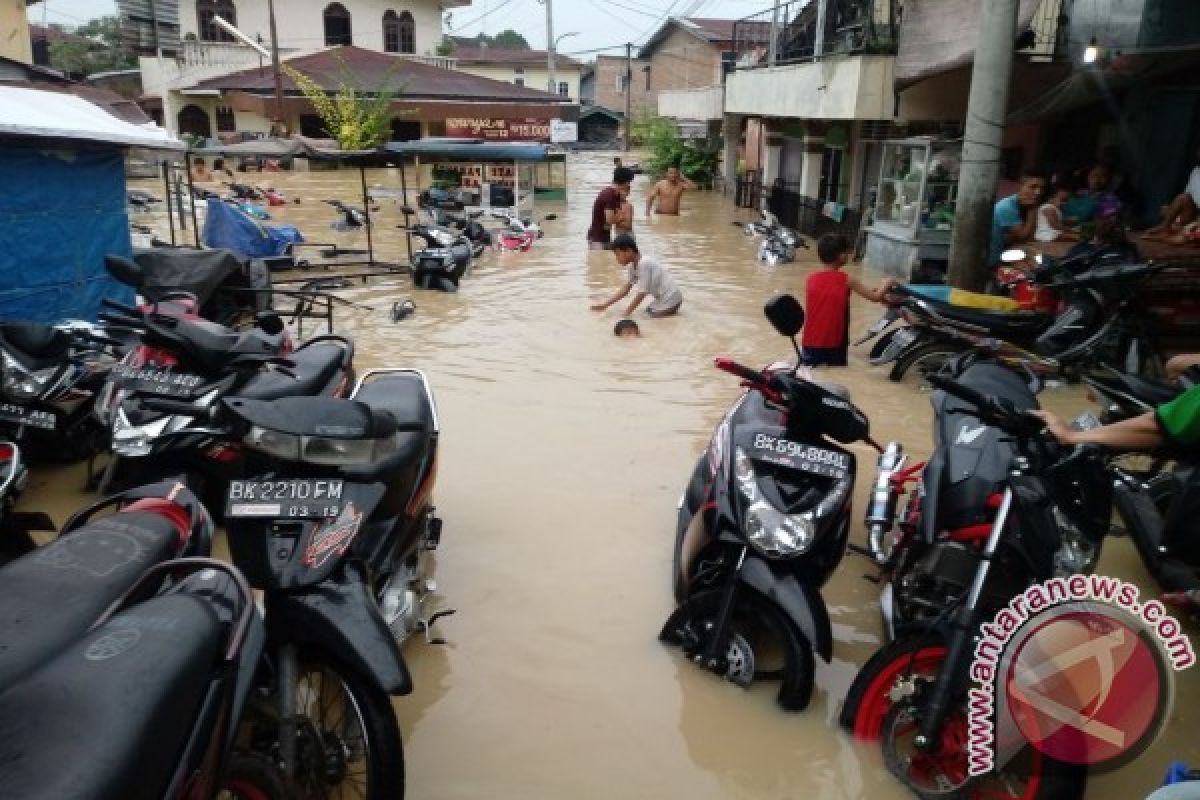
top-left (645, 166), bottom-right (696, 217)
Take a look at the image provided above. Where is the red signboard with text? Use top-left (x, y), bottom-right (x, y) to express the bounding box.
top-left (444, 117), bottom-right (551, 142)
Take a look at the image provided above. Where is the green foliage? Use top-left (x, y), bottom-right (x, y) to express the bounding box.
top-left (630, 113), bottom-right (720, 188)
top-left (283, 55), bottom-right (409, 150)
top-left (47, 15), bottom-right (137, 77)
top-left (490, 29), bottom-right (530, 50)
top-left (435, 37), bottom-right (456, 56)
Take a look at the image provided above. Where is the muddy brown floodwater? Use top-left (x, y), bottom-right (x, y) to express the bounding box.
top-left (31, 153), bottom-right (1200, 798)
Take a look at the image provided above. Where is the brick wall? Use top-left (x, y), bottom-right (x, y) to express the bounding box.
top-left (592, 54), bottom-right (655, 116)
top-left (647, 27), bottom-right (723, 94)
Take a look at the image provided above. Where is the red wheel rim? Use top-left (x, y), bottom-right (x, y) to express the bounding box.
top-left (853, 645), bottom-right (946, 740)
top-left (222, 780), bottom-right (271, 800)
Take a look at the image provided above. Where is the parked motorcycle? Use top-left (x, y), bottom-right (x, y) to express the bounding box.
top-left (94, 299), bottom-right (354, 504)
top-left (406, 223), bottom-right (475, 292)
top-left (425, 206), bottom-right (493, 249)
top-left (489, 212), bottom-right (557, 252)
top-left (0, 482), bottom-right (273, 798)
top-left (840, 359), bottom-right (1109, 798)
top-left (661, 294), bottom-right (874, 710)
top-left (140, 365), bottom-right (446, 797)
top-left (864, 260), bottom-right (1166, 385)
top-left (732, 210), bottom-right (806, 265)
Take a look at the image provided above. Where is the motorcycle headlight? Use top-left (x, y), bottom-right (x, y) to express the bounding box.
top-left (243, 426), bottom-right (397, 466)
top-left (111, 407), bottom-right (170, 457)
top-left (734, 447), bottom-right (817, 558)
top-left (1, 352), bottom-right (45, 402)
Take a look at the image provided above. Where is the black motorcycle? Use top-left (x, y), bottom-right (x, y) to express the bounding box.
top-left (840, 361), bottom-right (1111, 798)
top-left (140, 365), bottom-right (445, 797)
top-left (866, 260), bottom-right (1167, 384)
top-left (661, 295), bottom-right (873, 710)
top-left (95, 299), bottom-right (354, 503)
top-left (405, 222), bottom-right (474, 292)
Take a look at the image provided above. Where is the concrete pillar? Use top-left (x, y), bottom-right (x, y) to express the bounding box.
top-left (763, 133), bottom-right (783, 187)
top-left (800, 135), bottom-right (825, 199)
top-left (722, 112), bottom-right (744, 194)
top-left (947, 0), bottom-right (1020, 290)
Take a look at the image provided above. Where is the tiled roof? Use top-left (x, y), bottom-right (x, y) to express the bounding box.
top-left (191, 46), bottom-right (567, 103)
top-left (29, 23), bottom-right (94, 46)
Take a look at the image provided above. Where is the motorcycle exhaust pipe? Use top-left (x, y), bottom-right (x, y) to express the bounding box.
top-left (865, 441), bottom-right (906, 563)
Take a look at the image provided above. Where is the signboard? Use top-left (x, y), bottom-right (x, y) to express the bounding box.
top-left (445, 118), bottom-right (551, 142)
top-left (435, 163), bottom-right (517, 188)
top-left (550, 120), bottom-right (578, 144)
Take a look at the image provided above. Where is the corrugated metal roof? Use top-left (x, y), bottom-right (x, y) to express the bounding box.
top-left (191, 46), bottom-right (569, 103)
top-left (385, 140), bottom-right (549, 161)
top-left (453, 46), bottom-right (582, 68)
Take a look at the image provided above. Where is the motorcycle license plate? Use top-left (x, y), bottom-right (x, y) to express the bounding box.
top-left (112, 364), bottom-right (204, 397)
top-left (225, 479), bottom-right (345, 519)
top-left (750, 433), bottom-right (849, 479)
top-left (0, 403), bottom-right (55, 431)
top-left (871, 327), bottom-right (918, 366)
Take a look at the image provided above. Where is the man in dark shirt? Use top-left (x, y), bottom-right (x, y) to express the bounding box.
top-left (587, 167), bottom-right (635, 250)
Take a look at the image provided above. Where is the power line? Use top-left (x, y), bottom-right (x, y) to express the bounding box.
top-left (632, 0), bottom-right (682, 45)
top-left (447, 0), bottom-right (523, 33)
top-left (582, 0), bottom-right (637, 29)
top-left (595, 0), bottom-right (662, 19)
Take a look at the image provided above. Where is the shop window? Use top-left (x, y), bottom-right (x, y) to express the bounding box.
top-left (390, 118), bottom-right (421, 142)
top-left (197, 0), bottom-right (236, 42)
top-left (323, 3), bottom-right (352, 46)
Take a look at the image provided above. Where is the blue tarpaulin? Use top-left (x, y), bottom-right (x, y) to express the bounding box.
top-left (0, 147), bottom-right (135, 322)
top-left (202, 199), bottom-right (303, 258)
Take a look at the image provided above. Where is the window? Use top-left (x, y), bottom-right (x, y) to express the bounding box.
top-left (398, 11), bottom-right (415, 53)
top-left (644, 65), bottom-right (651, 90)
top-left (177, 104), bottom-right (212, 138)
top-left (215, 105), bottom-right (236, 132)
top-left (299, 114), bottom-right (328, 138)
top-left (383, 11), bottom-right (399, 52)
top-left (557, 81), bottom-right (569, 97)
top-left (616, 73), bottom-right (628, 93)
top-left (197, 0), bottom-right (236, 42)
top-left (323, 3), bottom-right (352, 46)
top-left (514, 66), bottom-right (524, 87)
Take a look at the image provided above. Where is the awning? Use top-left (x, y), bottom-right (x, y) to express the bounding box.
top-left (896, 0), bottom-right (1041, 89)
top-left (0, 85), bottom-right (183, 151)
top-left (1008, 48), bottom-right (1200, 123)
top-left (384, 140), bottom-right (549, 161)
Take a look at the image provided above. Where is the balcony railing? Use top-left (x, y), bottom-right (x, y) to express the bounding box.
top-left (731, 0), bottom-right (898, 69)
top-left (178, 41), bottom-right (458, 71)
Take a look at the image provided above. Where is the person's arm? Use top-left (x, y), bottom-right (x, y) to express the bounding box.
top-left (849, 275), bottom-right (897, 303)
top-left (591, 282), bottom-right (633, 311)
top-left (679, 175), bottom-right (697, 190)
top-left (1032, 410), bottom-right (1164, 451)
top-left (616, 202), bottom-right (634, 229)
top-left (624, 290), bottom-right (649, 316)
top-left (1166, 354), bottom-right (1200, 381)
top-left (645, 183), bottom-right (660, 216)
top-left (1006, 206), bottom-right (1039, 245)
top-left (1044, 206), bottom-right (1069, 232)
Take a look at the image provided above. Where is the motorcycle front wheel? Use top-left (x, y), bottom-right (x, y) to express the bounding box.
top-left (660, 587), bottom-right (815, 710)
top-left (292, 654), bottom-right (404, 800)
top-left (881, 697), bottom-right (1086, 800)
top-left (889, 342), bottom-right (963, 388)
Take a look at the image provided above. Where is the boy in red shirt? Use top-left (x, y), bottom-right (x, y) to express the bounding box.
top-left (801, 233), bottom-right (895, 366)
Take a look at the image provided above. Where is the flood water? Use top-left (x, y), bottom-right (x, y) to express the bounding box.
top-left (41, 153), bottom-right (1200, 797)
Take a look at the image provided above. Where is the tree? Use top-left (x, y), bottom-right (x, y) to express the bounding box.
top-left (489, 29), bottom-right (530, 49)
top-left (631, 112), bottom-right (720, 188)
top-left (283, 56), bottom-right (408, 150)
top-left (435, 37), bottom-right (456, 56)
top-left (46, 15), bottom-right (137, 77)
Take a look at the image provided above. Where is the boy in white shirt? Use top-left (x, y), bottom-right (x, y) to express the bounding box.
top-left (590, 234), bottom-right (684, 317)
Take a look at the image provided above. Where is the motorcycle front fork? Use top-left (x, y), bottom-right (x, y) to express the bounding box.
top-left (699, 545), bottom-right (747, 672)
top-left (914, 487), bottom-right (1014, 753)
top-left (277, 643), bottom-right (299, 782)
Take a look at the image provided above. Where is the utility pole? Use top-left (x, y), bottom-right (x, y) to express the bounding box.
top-left (946, 0), bottom-right (1019, 290)
top-left (767, 1), bottom-right (780, 66)
top-left (267, 0), bottom-right (287, 135)
top-left (543, 0), bottom-right (556, 94)
top-left (623, 42), bottom-right (632, 151)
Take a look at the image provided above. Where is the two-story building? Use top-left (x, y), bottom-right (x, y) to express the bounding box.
top-left (134, 0), bottom-right (576, 142)
top-left (591, 52), bottom-right (652, 118)
top-left (451, 44), bottom-right (583, 101)
top-left (1, 0), bottom-right (35, 64)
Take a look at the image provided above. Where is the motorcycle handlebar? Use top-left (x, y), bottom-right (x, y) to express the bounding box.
top-left (714, 357), bottom-right (765, 385)
top-left (926, 374), bottom-right (1044, 438)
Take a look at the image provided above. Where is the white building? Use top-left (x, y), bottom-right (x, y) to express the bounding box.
top-left (138, 0), bottom-right (469, 134)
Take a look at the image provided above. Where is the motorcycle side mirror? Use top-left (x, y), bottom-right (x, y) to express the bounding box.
top-left (1000, 248), bottom-right (1029, 264)
top-left (764, 294), bottom-right (805, 338)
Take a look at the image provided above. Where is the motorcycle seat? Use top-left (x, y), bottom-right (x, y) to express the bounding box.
top-left (235, 342), bottom-right (348, 401)
top-left (0, 322), bottom-right (72, 371)
top-left (0, 512), bottom-right (182, 689)
top-left (163, 318), bottom-right (281, 374)
top-left (0, 593), bottom-right (223, 800)
top-left (342, 374), bottom-right (435, 482)
top-left (911, 297), bottom-right (1052, 339)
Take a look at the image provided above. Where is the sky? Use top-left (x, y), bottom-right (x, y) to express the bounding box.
top-left (30, 0), bottom-right (776, 57)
